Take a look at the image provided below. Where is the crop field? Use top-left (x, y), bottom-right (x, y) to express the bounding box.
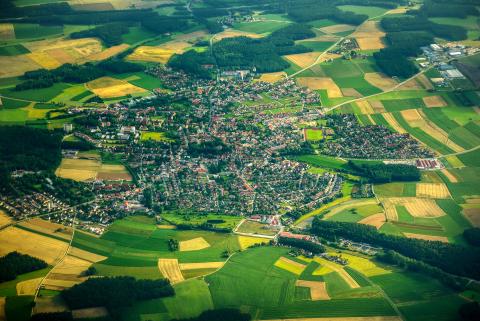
top-left (86, 76), bottom-right (146, 99)
top-left (128, 44), bottom-right (189, 64)
top-left (304, 128), bottom-right (323, 141)
top-left (351, 21), bottom-right (386, 50)
top-left (416, 183), bottom-right (451, 199)
top-left (319, 24), bottom-right (356, 35)
top-left (323, 199), bottom-right (382, 222)
top-left (236, 220), bottom-right (279, 236)
top-left (284, 52), bottom-right (322, 69)
top-left (232, 21), bottom-right (290, 34)
top-left (338, 5), bottom-right (390, 18)
top-left (274, 257), bottom-right (308, 275)
top-left (259, 71), bottom-right (287, 83)
top-left (381, 197), bottom-right (446, 220)
top-left (179, 237), bottom-right (210, 252)
top-left (403, 232), bottom-right (449, 243)
top-left (55, 158), bottom-right (132, 182)
top-left (364, 73), bottom-right (396, 91)
top-left (297, 77), bottom-right (343, 98)
top-left (295, 280), bottom-right (330, 300)
top-left (214, 29), bottom-right (263, 41)
top-left (0, 23), bottom-right (15, 40)
top-left (18, 217), bottom-right (72, 241)
top-left (158, 259), bottom-right (184, 284)
top-left (43, 255), bottom-right (92, 290)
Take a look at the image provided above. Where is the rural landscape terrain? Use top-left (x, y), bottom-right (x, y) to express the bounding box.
top-left (0, 0), bottom-right (479, 320)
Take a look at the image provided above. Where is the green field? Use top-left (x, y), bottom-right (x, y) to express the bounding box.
top-left (0, 44), bottom-right (30, 56)
top-left (140, 131), bottom-right (172, 142)
top-left (161, 213), bottom-right (242, 230)
top-left (13, 23), bottom-right (63, 39)
top-left (232, 21), bottom-right (290, 34)
top-left (337, 5), bottom-right (390, 18)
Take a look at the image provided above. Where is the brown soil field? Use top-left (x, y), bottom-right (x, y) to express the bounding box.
top-left (0, 227), bottom-right (68, 265)
top-left (358, 213), bottom-right (386, 229)
top-left (179, 237), bottom-right (210, 251)
top-left (72, 307), bottom-right (108, 318)
top-left (313, 258), bottom-right (360, 288)
top-left (24, 38), bottom-right (103, 62)
top-left (403, 233), bottom-right (449, 243)
top-left (369, 100), bottom-right (386, 113)
top-left (0, 55), bottom-right (42, 78)
top-left (319, 24), bottom-right (356, 34)
top-left (42, 279), bottom-right (80, 291)
top-left (96, 172), bottom-right (132, 181)
top-left (214, 29), bottom-right (263, 41)
top-left (351, 21), bottom-right (386, 50)
top-left (423, 95), bottom-right (447, 108)
top-left (0, 297), bottom-right (4, 321)
top-left (88, 43), bottom-right (129, 61)
top-left (441, 169), bottom-right (459, 183)
top-left (0, 210), bottom-right (12, 229)
top-left (296, 280), bottom-right (330, 300)
top-left (70, 2), bottom-right (115, 10)
top-left (16, 277), bottom-right (43, 295)
top-left (416, 74), bottom-right (434, 90)
top-left (179, 262), bottom-right (224, 270)
top-left (383, 112), bottom-right (407, 133)
top-left (262, 317), bottom-right (402, 321)
top-left (416, 183), bottom-right (451, 199)
top-left (158, 259), bottom-right (184, 284)
top-left (69, 246), bottom-right (107, 263)
top-left (43, 255), bottom-right (92, 290)
top-left (87, 76), bottom-right (146, 98)
top-left (0, 24), bottom-right (15, 40)
top-left (463, 208), bottom-right (480, 227)
top-left (297, 77), bottom-right (342, 98)
top-left (342, 88), bottom-right (362, 98)
top-left (259, 72), bottom-right (287, 83)
top-left (397, 78), bottom-right (422, 91)
top-left (55, 158), bottom-right (100, 182)
top-left (383, 197), bottom-right (446, 218)
top-left (285, 52), bottom-right (322, 69)
top-left (33, 296), bottom-right (68, 314)
top-left (26, 52), bottom-right (62, 69)
top-left (355, 100), bottom-right (374, 114)
top-left (18, 218), bottom-right (72, 241)
top-left (364, 72), bottom-right (397, 91)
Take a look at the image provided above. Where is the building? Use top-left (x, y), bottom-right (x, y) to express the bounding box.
top-left (63, 123), bottom-right (73, 133)
top-left (444, 69), bottom-right (464, 79)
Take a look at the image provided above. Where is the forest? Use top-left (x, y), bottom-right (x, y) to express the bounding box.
top-left (62, 276), bottom-right (174, 312)
top-left (311, 219), bottom-right (480, 280)
top-left (0, 252), bottom-right (47, 282)
top-left (347, 161), bottom-right (421, 182)
top-left (277, 236), bottom-right (325, 254)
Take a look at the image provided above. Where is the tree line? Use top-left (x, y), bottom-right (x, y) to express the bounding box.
top-left (277, 236), bottom-right (325, 254)
top-left (311, 219), bottom-right (480, 280)
top-left (347, 161), bottom-right (420, 183)
top-left (0, 252), bottom-right (47, 282)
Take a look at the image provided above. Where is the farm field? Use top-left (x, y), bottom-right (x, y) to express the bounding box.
top-left (55, 157), bottom-right (132, 182)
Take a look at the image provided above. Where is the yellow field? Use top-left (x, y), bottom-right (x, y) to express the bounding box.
top-left (341, 88), bottom-right (362, 98)
top-left (0, 210), bottom-right (12, 229)
top-left (319, 24), bottom-right (356, 34)
top-left (259, 72), bottom-right (287, 83)
top-left (444, 155), bottom-right (465, 168)
top-left (68, 246), bottom-right (106, 263)
top-left (296, 280), bottom-right (330, 300)
top-left (358, 213), bottom-right (386, 230)
top-left (382, 112), bottom-right (407, 134)
top-left (401, 109), bottom-right (464, 153)
top-left (18, 218), bottom-right (72, 241)
top-left (157, 224), bottom-right (177, 230)
top-left (313, 257), bottom-right (360, 288)
top-left (214, 29), bottom-right (263, 41)
top-left (26, 51), bottom-right (62, 69)
top-left (334, 253), bottom-right (390, 277)
top-left (158, 259), bottom-right (184, 284)
top-left (0, 24), bottom-right (14, 40)
top-left (16, 277), bottom-right (43, 295)
top-left (297, 77), bottom-right (342, 98)
top-left (56, 157), bottom-right (131, 182)
top-left (274, 257), bottom-right (307, 275)
top-left (423, 95), bottom-right (447, 108)
top-left (238, 235), bottom-right (269, 250)
top-left (364, 73), bottom-right (396, 91)
top-left (0, 227), bottom-right (68, 265)
top-left (416, 183), bottom-right (451, 199)
top-left (312, 264), bottom-right (333, 276)
top-left (403, 233), bottom-right (449, 243)
top-left (179, 237), bottom-right (210, 251)
top-left (323, 199), bottom-right (380, 220)
top-left (43, 255), bottom-right (92, 290)
top-left (128, 46), bottom-right (181, 64)
top-left (179, 262), bottom-right (224, 270)
top-left (284, 52), bottom-right (322, 69)
top-left (88, 43), bottom-right (129, 61)
top-left (72, 307), bottom-right (108, 319)
top-left (352, 21), bottom-right (386, 50)
top-left (382, 197), bottom-right (446, 219)
top-left (87, 76), bottom-right (146, 98)
top-left (355, 37), bottom-right (385, 50)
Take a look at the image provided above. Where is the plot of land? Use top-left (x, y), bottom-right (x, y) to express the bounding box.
top-left (237, 235), bottom-right (269, 250)
top-left (403, 233), bottom-right (449, 243)
top-left (86, 76), bottom-right (146, 99)
top-left (381, 197), bottom-right (446, 219)
top-left (423, 95), bottom-right (447, 108)
top-left (313, 257), bottom-right (360, 288)
top-left (364, 73), bottom-right (397, 91)
top-left (416, 74), bottom-right (434, 90)
top-left (179, 262), bottom-right (224, 270)
top-left (319, 24), bottom-right (356, 34)
top-left (341, 88), bottom-right (362, 98)
top-left (0, 55), bottom-right (42, 78)
top-left (296, 280), bottom-right (330, 300)
top-left (355, 100), bottom-right (374, 114)
top-left (351, 21), bottom-right (386, 50)
top-left (284, 52), bottom-right (322, 69)
top-left (68, 246), bottom-right (107, 263)
top-left (305, 128), bottom-right (323, 141)
top-left (416, 183), bottom-right (451, 199)
top-left (0, 227), bottom-right (68, 265)
top-left (236, 220), bottom-right (279, 236)
top-left (87, 43), bottom-right (129, 61)
top-left (158, 259), bottom-right (184, 284)
top-left (297, 77), bottom-right (342, 98)
top-left (263, 317), bottom-right (402, 321)
top-left (274, 257), bottom-right (307, 275)
top-left (259, 72), bottom-right (286, 83)
top-left (214, 29), bottom-right (263, 41)
top-left (72, 307), bottom-right (108, 319)
top-left (16, 277), bottom-right (43, 295)
top-left (369, 100), bottom-right (386, 113)
top-left (33, 296), bottom-right (68, 314)
top-left (0, 24), bottom-right (15, 40)
top-left (463, 208), bottom-right (480, 227)
top-left (128, 45), bottom-right (186, 64)
top-left (358, 213), bottom-right (386, 229)
top-left (18, 217), bottom-right (72, 241)
top-left (179, 237), bottom-right (210, 251)
top-left (382, 113), bottom-right (407, 133)
top-left (335, 253), bottom-right (390, 277)
top-left (0, 210), bottom-right (12, 229)
top-left (56, 158), bottom-right (131, 182)
top-left (43, 255), bottom-right (92, 290)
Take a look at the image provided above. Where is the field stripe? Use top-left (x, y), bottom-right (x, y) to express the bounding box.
top-left (313, 258), bottom-right (360, 288)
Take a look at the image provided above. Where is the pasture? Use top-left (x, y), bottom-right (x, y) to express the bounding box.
top-left (236, 220), bottom-right (279, 236)
top-left (140, 131), bottom-right (172, 142)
